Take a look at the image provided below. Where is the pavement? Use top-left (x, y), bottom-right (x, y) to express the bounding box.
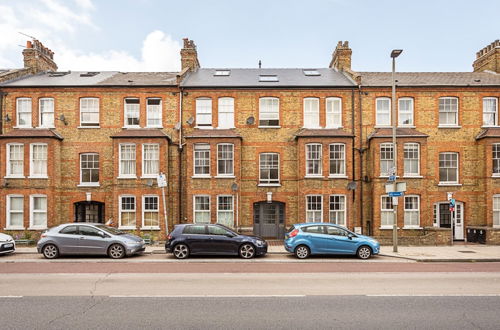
top-left (10, 241), bottom-right (500, 262)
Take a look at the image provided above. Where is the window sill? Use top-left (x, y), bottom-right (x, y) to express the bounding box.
top-left (216, 127), bottom-right (235, 129)
top-left (403, 175), bottom-right (423, 179)
top-left (77, 183), bottom-right (100, 187)
top-left (28, 227), bottom-right (47, 231)
top-left (140, 227), bottom-right (161, 231)
top-left (379, 226), bottom-right (399, 230)
top-left (146, 126), bottom-right (163, 129)
top-left (305, 175), bottom-right (324, 179)
top-left (192, 175), bottom-right (211, 179)
top-left (215, 175), bottom-right (236, 179)
top-left (492, 175), bottom-right (500, 178)
top-left (118, 226), bottom-right (136, 230)
top-left (258, 126), bottom-right (281, 129)
top-left (328, 175), bottom-right (348, 179)
top-left (397, 125), bottom-right (416, 128)
top-left (194, 126), bottom-right (213, 129)
top-left (140, 175), bottom-right (158, 179)
top-left (78, 126), bottom-right (100, 129)
top-left (122, 126), bottom-right (141, 129)
top-left (482, 125), bottom-right (499, 128)
top-left (302, 126), bottom-right (322, 129)
top-left (258, 183), bottom-right (281, 187)
top-left (374, 125), bottom-right (392, 129)
top-left (27, 176), bottom-right (48, 179)
top-left (4, 226), bottom-right (25, 231)
top-left (325, 126), bottom-right (343, 129)
top-left (13, 126), bottom-right (33, 129)
top-left (117, 176), bottom-right (137, 179)
top-left (37, 126), bottom-right (55, 129)
top-left (437, 183), bottom-right (462, 186)
top-left (438, 125), bottom-right (461, 129)
top-left (403, 226), bottom-right (423, 230)
top-left (4, 175), bottom-right (25, 179)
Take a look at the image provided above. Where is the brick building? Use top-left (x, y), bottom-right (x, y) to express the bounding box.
top-left (1, 38), bottom-right (500, 244)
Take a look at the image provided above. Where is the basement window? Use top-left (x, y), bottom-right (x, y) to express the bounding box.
top-left (259, 75), bottom-right (278, 82)
top-left (303, 69), bottom-right (320, 76)
top-left (214, 70), bottom-right (230, 76)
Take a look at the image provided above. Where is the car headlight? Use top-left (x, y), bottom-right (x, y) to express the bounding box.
top-left (126, 241), bottom-right (141, 246)
top-left (255, 240), bottom-right (265, 247)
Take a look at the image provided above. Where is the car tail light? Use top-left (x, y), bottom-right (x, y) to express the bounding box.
top-left (41, 233), bottom-right (47, 238)
top-left (289, 229), bottom-right (299, 238)
top-left (167, 234), bottom-right (172, 240)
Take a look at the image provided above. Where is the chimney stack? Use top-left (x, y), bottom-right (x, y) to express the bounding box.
top-left (473, 40), bottom-right (500, 73)
top-left (22, 39), bottom-right (58, 73)
top-left (180, 38), bottom-right (200, 72)
top-left (330, 41), bottom-right (352, 71)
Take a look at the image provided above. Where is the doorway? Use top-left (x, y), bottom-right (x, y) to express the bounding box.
top-left (74, 201), bottom-right (104, 223)
top-left (434, 202), bottom-right (464, 240)
top-left (253, 201), bottom-right (285, 238)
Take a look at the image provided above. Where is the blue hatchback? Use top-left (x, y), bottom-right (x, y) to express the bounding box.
top-left (284, 223), bottom-right (380, 259)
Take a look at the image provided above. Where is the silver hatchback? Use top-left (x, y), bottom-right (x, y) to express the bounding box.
top-left (37, 223), bottom-right (145, 259)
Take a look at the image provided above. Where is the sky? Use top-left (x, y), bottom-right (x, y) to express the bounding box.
top-left (0, 0), bottom-right (499, 73)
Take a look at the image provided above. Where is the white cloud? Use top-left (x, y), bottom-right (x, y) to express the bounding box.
top-left (0, 0), bottom-right (181, 72)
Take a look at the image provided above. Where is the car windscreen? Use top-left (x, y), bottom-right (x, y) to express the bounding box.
top-left (95, 225), bottom-right (125, 235)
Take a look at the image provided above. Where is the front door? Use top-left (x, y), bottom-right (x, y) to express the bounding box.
top-left (75, 202), bottom-right (104, 223)
top-left (253, 202), bottom-right (285, 238)
top-left (435, 202), bottom-right (464, 240)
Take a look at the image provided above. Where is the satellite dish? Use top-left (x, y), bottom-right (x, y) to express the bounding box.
top-left (347, 181), bottom-right (357, 190)
top-left (246, 116), bottom-right (255, 125)
top-left (186, 117), bottom-right (195, 125)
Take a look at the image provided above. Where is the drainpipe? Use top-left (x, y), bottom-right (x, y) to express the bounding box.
top-left (0, 91), bottom-right (6, 134)
top-left (178, 88), bottom-right (184, 223)
top-left (358, 86), bottom-right (365, 234)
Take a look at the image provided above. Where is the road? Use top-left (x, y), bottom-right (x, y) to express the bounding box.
top-left (1, 255), bottom-right (500, 329)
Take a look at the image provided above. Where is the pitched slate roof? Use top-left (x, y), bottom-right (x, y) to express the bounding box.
top-left (110, 129), bottom-right (171, 140)
top-left (294, 128), bottom-right (354, 138)
top-left (181, 68), bottom-right (356, 88)
top-left (184, 129), bottom-right (242, 139)
top-left (359, 72), bottom-right (500, 87)
top-left (367, 128), bottom-right (429, 140)
top-left (0, 129), bottom-right (63, 140)
top-left (476, 128), bottom-right (500, 140)
top-left (1, 71), bottom-right (178, 87)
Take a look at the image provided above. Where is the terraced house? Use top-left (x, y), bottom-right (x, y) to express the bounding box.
top-left (1, 38), bottom-right (499, 244)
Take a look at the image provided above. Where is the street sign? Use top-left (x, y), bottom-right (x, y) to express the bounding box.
top-left (388, 191), bottom-right (403, 197)
top-left (388, 175), bottom-right (396, 182)
top-left (157, 173), bottom-right (167, 187)
top-left (447, 192), bottom-right (453, 201)
top-left (449, 198), bottom-right (456, 212)
top-left (385, 182), bottom-right (407, 193)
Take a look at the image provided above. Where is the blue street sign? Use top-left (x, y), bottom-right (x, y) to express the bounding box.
top-left (388, 175), bottom-right (396, 182)
top-left (388, 191), bottom-right (403, 197)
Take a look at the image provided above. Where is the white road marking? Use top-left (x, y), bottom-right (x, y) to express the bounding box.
top-left (366, 294), bottom-right (500, 297)
top-left (109, 294), bottom-right (306, 298)
top-left (0, 296), bottom-right (23, 298)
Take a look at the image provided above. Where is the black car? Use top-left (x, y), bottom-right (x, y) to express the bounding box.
top-left (165, 224), bottom-right (268, 259)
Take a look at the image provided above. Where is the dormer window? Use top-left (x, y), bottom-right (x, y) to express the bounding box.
top-left (259, 75), bottom-right (278, 82)
top-left (214, 70), bottom-right (230, 76)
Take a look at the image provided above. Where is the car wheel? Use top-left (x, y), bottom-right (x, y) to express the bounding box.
top-left (173, 244), bottom-right (190, 259)
top-left (294, 245), bottom-right (310, 259)
top-left (108, 244), bottom-right (125, 259)
top-left (42, 244), bottom-right (59, 259)
top-left (239, 243), bottom-right (255, 259)
top-left (357, 245), bottom-right (372, 260)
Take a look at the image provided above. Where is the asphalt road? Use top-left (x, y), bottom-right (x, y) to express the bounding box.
top-left (1, 296), bottom-right (499, 330)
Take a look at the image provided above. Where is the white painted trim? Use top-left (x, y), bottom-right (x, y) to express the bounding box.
top-left (119, 195), bottom-right (137, 229)
top-left (6, 194), bottom-right (24, 230)
top-left (29, 143), bottom-right (48, 178)
top-left (305, 194), bottom-right (323, 223)
top-left (6, 143), bottom-right (24, 178)
top-left (303, 97), bottom-right (320, 129)
top-left (259, 152), bottom-right (280, 185)
top-left (142, 143), bottom-right (160, 177)
top-left (79, 97), bottom-right (100, 127)
top-left (142, 195), bottom-right (160, 229)
top-left (328, 194), bottom-right (346, 226)
top-left (29, 194), bottom-right (47, 230)
top-left (329, 143), bottom-right (346, 176)
top-left (216, 194), bottom-right (234, 227)
top-left (193, 143), bottom-right (211, 177)
top-left (216, 143), bottom-right (234, 176)
top-left (146, 97), bottom-right (162, 128)
top-left (217, 97), bottom-right (235, 129)
top-left (124, 97), bottom-right (140, 128)
top-left (38, 97), bottom-right (55, 128)
top-left (325, 97), bottom-right (342, 128)
top-left (16, 97), bottom-right (32, 128)
top-left (305, 143), bottom-right (322, 176)
top-left (193, 195), bottom-right (211, 224)
top-left (375, 97), bottom-right (391, 127)
top-left (80, 152), bottom-right (99, 186)
top-left (118, 143), bottom-right (136, 178)
top-left (403, 195), bottom-right (420, 228)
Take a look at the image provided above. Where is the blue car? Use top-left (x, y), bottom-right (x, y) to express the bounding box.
top-left (284, 223), bottom-right (380, 259)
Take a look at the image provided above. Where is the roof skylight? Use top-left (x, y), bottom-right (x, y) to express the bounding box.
top-left (214, 70), bottom-right (230, 76)
top-left (303, 69), bottom-right (320, 76)
top-left (259, 75), bottom-right (279, 82)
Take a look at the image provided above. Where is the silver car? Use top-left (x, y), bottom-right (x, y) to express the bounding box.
top-left (0, 232), bottom-right (16, 255)
top-left (37, 223), bottom-right (145, 259)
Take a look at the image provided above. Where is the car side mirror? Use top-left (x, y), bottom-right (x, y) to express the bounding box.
top-left (348, 234), bottom-right (354, 240)
top-left (99, 231), bottom-right (106, 238)
top-left (225, 233), bottom-right (235, 238)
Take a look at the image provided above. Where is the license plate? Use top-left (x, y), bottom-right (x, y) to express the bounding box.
top-left (3, 243), bottom-right (13, 248)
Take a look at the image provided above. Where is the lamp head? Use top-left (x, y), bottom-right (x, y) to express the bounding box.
top-left (391, 49), bottom-right (403, 58)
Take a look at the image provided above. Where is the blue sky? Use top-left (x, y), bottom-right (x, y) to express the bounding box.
top-left (0, 0), bottom-right (499, 72)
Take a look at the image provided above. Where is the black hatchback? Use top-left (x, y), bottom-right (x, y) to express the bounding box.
top-left (165, 224), bottom-right (268, 259)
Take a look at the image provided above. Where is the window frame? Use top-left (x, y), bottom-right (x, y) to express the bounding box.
top-left (259, 152), bottom-right (280, 185)
top-left (29, 143), bottom-right (48, 178)
top-left (16, 97), bottom-right (32, 128)
top-left (329, 143), bottom-right (346, 177)
top-left (39, 97), bottom-right (55, 128)
top-left (305, 143), bottom-right (323, 177)
top-left (438, 97), bottom-right (459, 127)
top-left (29, 194), bottom-right (47, 230)
top-left (193, 195), bottom-right (211, 224)
top-left (193, 143), bottom-right (211, 177)
top-left (303, 97), bottom-right (320, 128)
top-left (375, 97), bottom-right (391, 127)
top-left (403, 195), bottom-right (420, 229)
top-left (258, 97), bottom-right (280, 127)
top-left (6, 194), bottom-right (24, 230)
top-left (493, 195), bottom-right (500, 228)
top-left (398, 97), bottom-right (414, 127)
top-left (124, 98), bottom-right (140, 128)
top-left (380, 195), bottom-right (394, 229)
top-left (216, 195), bottom-right (234, 227)
top-left (195, 98), bottom-right (213, 127)
top-left (306, 195), bottom-right (323, 223)
top-left (79, 97), bottom-right (100, 128)
top-left (329, 195), bottom-right (346, 226)
top-left (146, 98), bottom-right (162, 128)
top-left (119, 195), bottom-right (137, 229)
top-left (483, 97), bottom-right (498, 127)
top-left (403, 143), bottom-right (420, 177)
top-left (217, 97), bottom-right (235, 129)
top-left (142, 195), bottom-right (160, 230)
top-left (438, 152), bottom-right (459, 184)
top-left (79, 153), bottom-right (100, 186)
top-left (493, 144), bottom-right (500, 177)
top-left (325, 97), bottom-right (342, 128)
top-left (118, 143), bottom-right (136, 178)
top-left (6, 143), bottom-right (24, 178)
top-left (142, 143), bottom-right (160, 178)
top-left (216, 143), bottom-right (234, 177)
top-left (379, 142), bottom-right (394, 177)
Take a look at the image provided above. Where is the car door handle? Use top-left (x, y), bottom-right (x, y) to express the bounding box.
top-left (79, 237), bottom-right (86, 240)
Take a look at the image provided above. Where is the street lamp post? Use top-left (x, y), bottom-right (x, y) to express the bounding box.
top-left (391, 49), bottom-right (403, 253)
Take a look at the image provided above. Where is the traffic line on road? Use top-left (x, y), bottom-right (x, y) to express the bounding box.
top-left (0, 296), bottom-right (23, 298)
top-left (366, 294), bottom-right (500, 297)
top-left (109, 294), bottom-right (306, 298)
